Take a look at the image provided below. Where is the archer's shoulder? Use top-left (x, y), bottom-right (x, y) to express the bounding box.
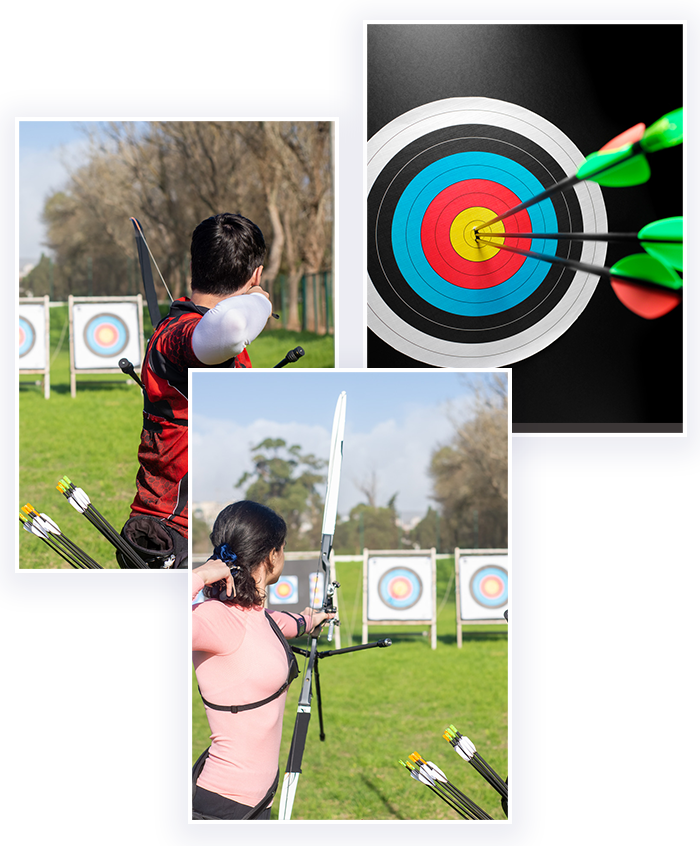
top-left (193, 599), bottom-right (260, 624)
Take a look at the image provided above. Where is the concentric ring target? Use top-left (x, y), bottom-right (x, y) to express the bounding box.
top-left (367, 97), bottom-right (608, 366)
top-left (469, 565), bottom-right (508, 609)
top-left (19, 317), bottom-right (36, 357)
top-left (378, 566), bottom-right (423, 610)
top-left (269, 575), bottom-right (298, 605)
top-left (83, 313), bottom-right (130, 357)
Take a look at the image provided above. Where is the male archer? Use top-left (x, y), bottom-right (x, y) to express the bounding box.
top-left (117, 213), bottom-right (272, 569)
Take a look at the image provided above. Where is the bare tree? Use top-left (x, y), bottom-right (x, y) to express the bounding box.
top-left (35, 121), bottom-right (333, 320)
top-left (429, 378), bottom-right (508, 549)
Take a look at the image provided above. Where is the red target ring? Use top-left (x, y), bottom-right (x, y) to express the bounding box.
top-left (421, 179), bottom-right (533, 288)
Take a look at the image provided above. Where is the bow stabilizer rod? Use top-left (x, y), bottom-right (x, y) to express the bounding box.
top-left (273, 346), bottom-right (306, 368)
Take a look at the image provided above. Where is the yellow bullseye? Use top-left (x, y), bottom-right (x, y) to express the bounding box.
top-left (449, 207), bottom-right (505, 261)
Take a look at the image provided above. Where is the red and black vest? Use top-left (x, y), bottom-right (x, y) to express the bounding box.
top-left (130, 299), bottom-right (251, 533)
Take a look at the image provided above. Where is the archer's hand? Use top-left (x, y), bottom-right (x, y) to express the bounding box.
top-left (245, 287), bottom-right (270, 300)
top-left (301, 608), bottom-right (336, 631)
top-left (194, 559), bottom-right (234, 597)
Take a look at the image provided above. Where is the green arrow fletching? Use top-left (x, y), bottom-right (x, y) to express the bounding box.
top-left (640, 108), bottom-right (683, 153)
top-left (577, 144), bottom-right (650, 187)
top-left (639, 216), bottom-right (683, 270)
top-left (611, 253), bottom-right (682, 291)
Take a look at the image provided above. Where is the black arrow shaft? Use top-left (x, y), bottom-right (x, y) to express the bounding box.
top-left (475, 238), bottom-right (682, 294)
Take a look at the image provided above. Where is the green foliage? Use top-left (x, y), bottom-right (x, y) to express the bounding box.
top-left (191, 515), bottom-right (211, 555)
top-left (20, 254), bottom-right (55, 297)
top-left (410, 506), bottom-right (442, 552)
top-left (192, 557), bottom-right (508, 820)
top-left (236, 439), bottom-right (326, 549)
top-left (334, 502), bottom-right (404, 555)
top-left (429, 381), bottom-right (508, 550)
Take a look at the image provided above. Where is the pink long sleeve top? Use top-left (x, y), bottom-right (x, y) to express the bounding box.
top-left (192, 573), bottom-right (311, 807)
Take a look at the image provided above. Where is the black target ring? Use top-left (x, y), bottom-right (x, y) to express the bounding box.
top-left (367, 98), bottom-right (607, 366)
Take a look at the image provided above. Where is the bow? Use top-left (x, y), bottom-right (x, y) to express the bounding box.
top-left (276, 391), bottom-right (392, 818)
top-left (277, 391), bottom-right (346, 819)
top-left (130, 217), bottom-right (172, 331)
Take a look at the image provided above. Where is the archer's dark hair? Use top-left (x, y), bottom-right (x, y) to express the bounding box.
top-left (190, 213), bottom-right (266, 296)
top-left (204, 500), bottom-right (287, 607)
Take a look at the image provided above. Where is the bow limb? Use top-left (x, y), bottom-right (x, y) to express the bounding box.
top-left (130, 217), bottom-right (169, 330)
top-left (278, 391), bottom-right (347, 821)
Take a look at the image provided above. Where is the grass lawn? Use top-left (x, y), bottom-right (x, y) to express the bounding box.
top-left (18, 304), bottom-right (334, 569)
top-left (192, 557), bottom-right (508, 820)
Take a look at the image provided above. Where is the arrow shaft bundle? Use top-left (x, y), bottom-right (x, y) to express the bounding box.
top-left (58, 478), bottom-right (148, 569)
top-left (20, 510), bottom-right (103, 570)
top-left (470, 752), bottom-right (508, 799)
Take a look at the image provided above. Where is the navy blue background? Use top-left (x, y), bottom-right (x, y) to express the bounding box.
top-left (0, 0), bottom-right (698, 846)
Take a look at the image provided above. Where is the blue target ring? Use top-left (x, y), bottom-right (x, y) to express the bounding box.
top-left (269, 575), bottom-right (298, 605)
top-left (392, 152), bottom-right (558, 315)
top-left (379, 566), bottom-right (423, 610)
top-left (19, 317), bottom-right (36, 357)
top-left (83, 313), bottom-right (129, 357)
top-left (469, 565), bottom-right (508, 608)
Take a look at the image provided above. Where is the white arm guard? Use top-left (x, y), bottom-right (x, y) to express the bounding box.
top-left (191, 293), bottom-right (272, 365)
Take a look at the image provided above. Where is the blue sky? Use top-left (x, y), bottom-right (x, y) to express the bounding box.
top-left (18, 120), bottom-right (134, 263)
top-left (190, 370), bottom-right (506, 517)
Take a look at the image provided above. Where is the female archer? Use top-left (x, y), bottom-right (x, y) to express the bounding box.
top-left (192, 500), bottom-right (332, 820)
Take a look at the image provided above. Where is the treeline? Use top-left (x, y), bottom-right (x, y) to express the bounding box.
top-left (22, 121), bottom-right (333, 333)
top-left (192, 379), bottom-right (508, 555)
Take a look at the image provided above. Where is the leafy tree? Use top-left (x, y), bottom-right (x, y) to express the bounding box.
top-left (333, 500), bottom-right (404, 555)
top-left (236, 438), bottom-right (326, 550)
top-left (409, 506), bottom-right (442, 553)
top-left (428, 375), bottom-right (508, 550)
top-left (192, 514), bottom-right (212, 555)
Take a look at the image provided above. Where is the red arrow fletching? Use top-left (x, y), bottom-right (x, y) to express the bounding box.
top-left (610, 278), bottom-right (682, 319)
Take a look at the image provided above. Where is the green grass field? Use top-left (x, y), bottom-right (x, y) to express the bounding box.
top-left (192, 557), bottom-right (508, 821)
top-left (18, 304), bottom-right (334, 569)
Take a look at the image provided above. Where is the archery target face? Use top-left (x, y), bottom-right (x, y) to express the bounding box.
top-left (367, 97), bottom-right (608, 366)
top-left (18, 303), bottom-right (47, 369)
top-left (269, 575), bottom-right (299, 605)
top-left (309, 572), bottom-right (324, 610)
top-left (367, 556), bottom-right (433, 621)
top-left (458, 554), bottom-right (509, 621)
top-left (72, 301), bottom-right (141, 369)
top-left (265, 559), bottom-right (318, 615)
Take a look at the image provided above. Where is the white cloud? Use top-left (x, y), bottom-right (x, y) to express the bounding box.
top-left (192, 417), bottom-right (331, 504)
top-left (192, 400), bottom-right (459, 519)
top-left (19, 136), bottom-right (92, 261)
top-left (346, 402), bottom-right (456, 514)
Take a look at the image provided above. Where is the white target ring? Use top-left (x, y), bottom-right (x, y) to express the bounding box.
top-left (367, 97), bottom-right (608, 367)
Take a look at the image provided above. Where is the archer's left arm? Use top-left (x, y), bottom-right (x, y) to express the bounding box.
top-left (192, 292), bottom-right (272, 364)
top-left (268, 610), bottom-right (312, 639)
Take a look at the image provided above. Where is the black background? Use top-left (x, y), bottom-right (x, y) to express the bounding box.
top-left (367, 23), bottom-right (683, 433)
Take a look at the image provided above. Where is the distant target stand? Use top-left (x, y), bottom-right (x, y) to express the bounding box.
top-left (68, 295), bottom-right (145, 397)
top-left (455, 549), bottom-right (509, 647)
top-left (363, 548), bottom-right (437, 650)
top-left (19, 295), bottom-right (51, 399)
top-left (266, 552), bottom-right (342, 649)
